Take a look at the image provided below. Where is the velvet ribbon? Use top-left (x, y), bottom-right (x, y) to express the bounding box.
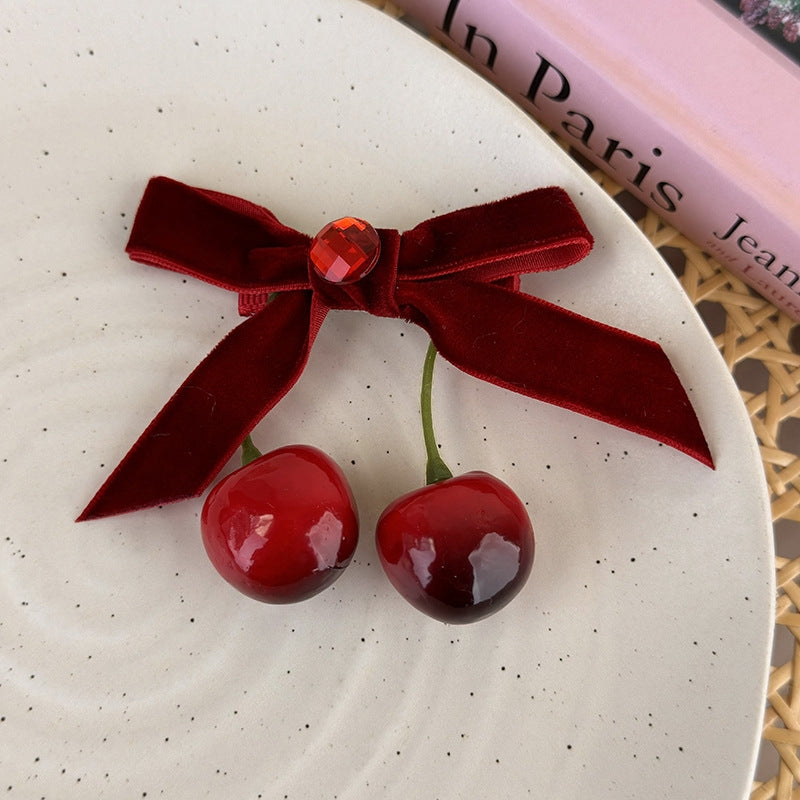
top-left (78, 176), bottom-right (712, 521)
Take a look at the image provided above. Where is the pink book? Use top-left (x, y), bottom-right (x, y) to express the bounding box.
top-left (394, 0), bottom-right (800, 320)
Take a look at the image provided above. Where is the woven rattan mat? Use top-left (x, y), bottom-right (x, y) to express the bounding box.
top-left (362, 2), bottom-right (800, 795)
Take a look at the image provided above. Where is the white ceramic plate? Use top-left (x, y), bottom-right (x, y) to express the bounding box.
top-left (0, 2), bottom-right (773, 798)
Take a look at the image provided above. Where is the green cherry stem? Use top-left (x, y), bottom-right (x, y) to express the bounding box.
top-left (241, 434), bottom-right (263, 467)
top-left (421, 340), bottom-right (454, 485)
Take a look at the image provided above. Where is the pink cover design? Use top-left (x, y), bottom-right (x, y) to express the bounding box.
top-left (398, 0), bottom-right (800, 318)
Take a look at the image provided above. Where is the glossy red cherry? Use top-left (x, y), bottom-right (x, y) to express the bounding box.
top-left (201, 445), bottom-right (358, 603)
top-left (375, 471), bottom-right (534, 623)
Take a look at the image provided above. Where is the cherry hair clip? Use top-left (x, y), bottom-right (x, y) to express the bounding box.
top-left (78, 176), bottom-right (713, 622)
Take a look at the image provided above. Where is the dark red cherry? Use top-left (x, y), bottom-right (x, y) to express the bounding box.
top-left (375, 471), bottom-right (534, 623)
top-left (201, 445), bottom-right (358, 603)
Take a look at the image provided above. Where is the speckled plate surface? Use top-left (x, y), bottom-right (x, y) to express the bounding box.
top-left (0, 1), bottom-right (773, 798)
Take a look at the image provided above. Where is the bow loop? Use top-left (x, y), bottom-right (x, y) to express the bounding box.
top-left (126, 176), bottom-right (311, 293)
top-left (396, 187), bottom-right (593, 282)
top-left (78, 177), bottom-right (712, 521)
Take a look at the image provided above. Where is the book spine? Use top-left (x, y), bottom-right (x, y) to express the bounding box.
top-left (394, 0), bottom-right (800, 321)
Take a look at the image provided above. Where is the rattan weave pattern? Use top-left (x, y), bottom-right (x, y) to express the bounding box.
top-left (362, 2), bottom-right (798, 794)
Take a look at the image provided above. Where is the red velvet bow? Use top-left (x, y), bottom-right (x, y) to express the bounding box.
top-left (78, 176), bottom-right (712, 521)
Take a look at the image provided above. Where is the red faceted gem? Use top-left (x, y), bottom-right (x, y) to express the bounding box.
top-left (309, 217), bottom-right (380, 284)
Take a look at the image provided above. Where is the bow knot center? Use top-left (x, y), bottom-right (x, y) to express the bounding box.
top-left (309, 217), bottom-right (381, 284)
top-left (309, 228), bottom-right (402, 318)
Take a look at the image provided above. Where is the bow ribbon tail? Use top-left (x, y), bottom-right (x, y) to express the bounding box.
top-left (399, 278), bottom-right (713, 467)
top-left (78, 291), bottom-right (326, 521)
